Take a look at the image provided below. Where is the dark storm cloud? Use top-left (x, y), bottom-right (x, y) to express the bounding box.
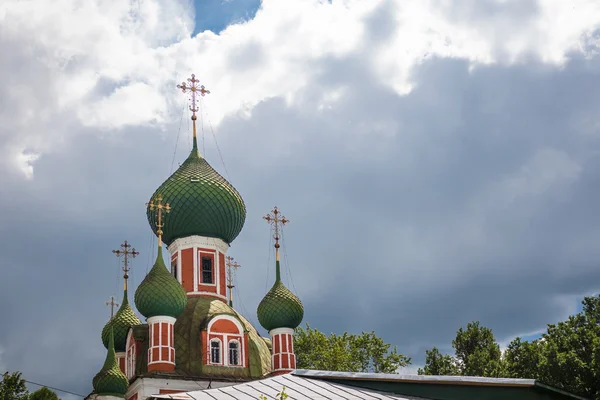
top-left (2, 2), bottom-right (600, 397)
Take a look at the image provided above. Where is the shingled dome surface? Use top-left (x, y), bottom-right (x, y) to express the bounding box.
top-left (134, 247), bottom-right (187, 319)
top-left (101, 289), bottom-right (141, 352)
top-left (257, 262), bottom-right (304, 331)
top-left (147, 144), bottom-right (246, 246)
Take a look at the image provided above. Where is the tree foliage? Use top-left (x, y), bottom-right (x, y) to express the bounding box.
top-left (0, 372), bottom-right (29, 400)
top-left (417, 347), bottom-right (459, 376)
top-left (294, 324), bottom-right (410, 373)
top-left (419, 321), bottom-right (502, 377)
top-left (420, 295), bottom-right (600, 400)
top-left (29, 387), bottom-right (60, 400)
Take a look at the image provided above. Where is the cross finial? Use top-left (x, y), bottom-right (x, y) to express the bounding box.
top-left (112, 240), bottom-right (139, 290)
top-left (263, 206), bottom-right (289, 260)
top-left (225, 256), bottom-right (241, 307)
top-left (146, 194), bottom-right (171, 247)
top-left (105, 296), bottom-right (120, 320)
top-left (177, 73), bottom-right (210, 140)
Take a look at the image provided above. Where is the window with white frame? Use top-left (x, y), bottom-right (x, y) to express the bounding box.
top-left (210, 339), bottom-right (221, 364)
top-left (229, 340), bottom-right (240, 366)
top-left (126, 338), bottom-right (136, 379)
top-left (201, 256), bottom-right (213, 284)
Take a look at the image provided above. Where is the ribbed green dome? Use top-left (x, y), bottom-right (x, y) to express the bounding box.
top-left (134, 246), bottom-right (187, 319)
top-left (93, 328), bottom-right (128, 398)
top-left (102, 289), bottom-right (142, 352)
top-left (147, 141), bottom-right (246, 246)
top-left (257, 261), bottom-right (304, 331)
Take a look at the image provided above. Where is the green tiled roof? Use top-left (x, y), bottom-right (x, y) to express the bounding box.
top-left (93, 328), bottom-right (129, 397)
top-left (147, 140), bottom-right (246, 246)
top-left (102, 288), bottom-right (142, 352)
top-left (257, 261), bottom-right (304, 331)
top-left (174, 297), bottom-right (272, 379)
top-left (134, 246), bottom-right (187, 319)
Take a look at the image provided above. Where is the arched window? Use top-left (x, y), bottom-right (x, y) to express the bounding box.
top-left (229, 340), bottom-right (240, 366)
top-left (210, 339), bottom-right (221, 364)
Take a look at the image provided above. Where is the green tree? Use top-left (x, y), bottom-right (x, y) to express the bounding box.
top-left (29, 387), bottom-right (60, 400)
top-left (417, 347), bottom-right (459, 376)
top-left (0, 372), bottom-right (29, 400)
top-left (453, 321), bottom-right (502, 377)
top-left (534, 295), bottom-right (600, 399)
top-left (503, 337), bottom-right (542, 379)
top-left (294, 324), bottom-right (411, 373)
top-left (419, 321), bottom-right (502, 377)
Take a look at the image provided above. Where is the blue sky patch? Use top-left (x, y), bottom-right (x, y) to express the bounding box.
top-left (193, 0), bottom-right (260, 35)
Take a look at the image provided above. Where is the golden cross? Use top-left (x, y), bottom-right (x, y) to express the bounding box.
top-left (112, 240), bottom-right (139, 288)
top-left (225, 256), bottom-right (241, 307)
top-left (146, 194), bottom-right (171, 246)
top-left (105, 296), bottom-right (120, 320)
top-left (263, 206), bottom-right (289, 253)
top-left (177, 74), bottom-right (210, 119)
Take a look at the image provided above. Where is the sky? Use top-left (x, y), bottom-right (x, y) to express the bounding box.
top-left (1, 0), bottom-right (600, 398)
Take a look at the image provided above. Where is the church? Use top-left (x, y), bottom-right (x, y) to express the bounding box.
top-left (87, 75), bottom-right (587, 400)
top-left (88, 74), bottom-right (303, 400)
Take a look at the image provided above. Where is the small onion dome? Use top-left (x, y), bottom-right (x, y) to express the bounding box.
top-left (101, 289), bottom-right (141, 352)
top-left (93, 328), bottom-right (129, 398)
top-left (257, 261), bottom-right (304, 332)
top-left (146, 141), bottom-right (246, 246)
top-left (134, 246), bottom-right (187, 319)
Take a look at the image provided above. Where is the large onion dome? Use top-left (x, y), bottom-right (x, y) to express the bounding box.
top-left (257, 261), bottom-right (304, 332)
top-left (101, 289), bottom-right (141, 352)
top-left (93, 328), bottom-right (128, 398)
top-left (146, 140), bottom-right (246, 246)
top-left (134, 246), bottom-right (187, 319)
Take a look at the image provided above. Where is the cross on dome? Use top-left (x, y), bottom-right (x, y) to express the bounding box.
top-left (112, 240), bottom-right (139, 289)
top-left (263, 206), bottom-right (289, 253)
top-left (105, 296), bottom-right (120, 320)
top-left (146, 194), bottom-right (171, 246)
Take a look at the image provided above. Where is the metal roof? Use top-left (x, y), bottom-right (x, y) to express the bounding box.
top-left (293, 369), bottom-right (538, 386)
top-left (150, 373), bottom-right (429, 400)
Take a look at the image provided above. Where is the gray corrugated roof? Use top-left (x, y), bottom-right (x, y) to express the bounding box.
top-left (150, 373), bottom-right (429, 400)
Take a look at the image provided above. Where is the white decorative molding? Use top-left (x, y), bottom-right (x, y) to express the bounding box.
top-left (207, 314), bottom-right (244, 334)
top-left (125, 377), bottom-right (234, 400)
top-left (187, 291), bottom-right (228, 301)
top-left (270, 327), bottom-right (294, 336)
top-left (168, 235), bottom-right (229, 255)
top-left (207, 315), bottom-right (246, 367)
top-left (148, 316), bottom-right (177, 325)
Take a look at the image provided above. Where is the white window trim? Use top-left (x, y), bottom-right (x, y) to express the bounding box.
top-left (198, 251), bottom-right (217, 287)
top-left (209, 338), bottom-right (223, 365)
top-left (228, 339), bottom-right (241, 367)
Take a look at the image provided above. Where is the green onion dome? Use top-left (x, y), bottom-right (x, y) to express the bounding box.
top-left (93, 328), bottom-right (129, 398)
top-left (257, 261), bottom-right (304, 332)
top-left (101, 289), bottom-right (142, 352)
top-left (134, 246), bottom-right (187, 319)
top-left (146, 140), bottom-right (246, 246)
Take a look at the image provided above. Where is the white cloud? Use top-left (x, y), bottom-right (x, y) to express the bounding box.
top-left (2, 0), bottom-right (600, 178)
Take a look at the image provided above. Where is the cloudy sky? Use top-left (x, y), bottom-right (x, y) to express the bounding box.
top-left (2, 0), bottom-right (600, 398)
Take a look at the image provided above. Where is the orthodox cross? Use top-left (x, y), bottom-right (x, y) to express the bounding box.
top-left (177, 73), bottom-right (210, 139)
top-left (225, 256), bottom-right (241, 307)
top-left (112, 240), bottom-right (139, 290)
top-left (105, 296), bottom-right (120, 320)
top-left (263, 206), bottom-right (289, 259)
top-left (146, 194), bottom-right (171, 246)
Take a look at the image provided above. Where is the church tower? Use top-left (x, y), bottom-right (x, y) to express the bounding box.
top-left (101, 241), bottom-right (142, 374)
top-left (146, 75), bottom-right (245, 302)
top-left (88, 74), bottom-right (274, 399)
top-left (257, 207), bottom-right (304, 375)
top-left (134, 198), bottom-right (187, 373)
top-left (93, 328), bottom-right (129, 399)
